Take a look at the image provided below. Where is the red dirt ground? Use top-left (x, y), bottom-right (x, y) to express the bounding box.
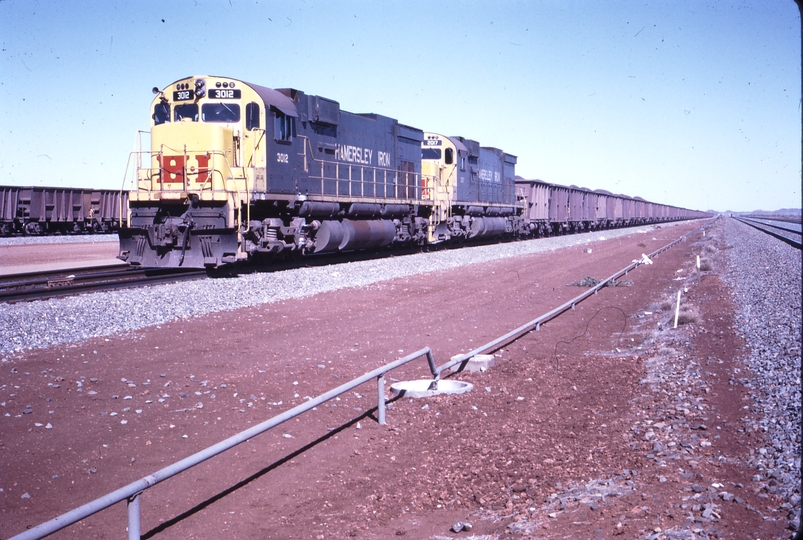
top-left (0, 219), bottom-right (792, 539)
top-left (0, 241), bottom-right (119, 268)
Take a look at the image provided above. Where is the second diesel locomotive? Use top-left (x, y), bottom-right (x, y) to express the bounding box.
top-left (118, 75), bottom-right (706, 268)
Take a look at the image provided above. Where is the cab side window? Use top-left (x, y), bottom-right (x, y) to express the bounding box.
top-left (153, 102), bottom-right (170, 125)
top-left (274, 110), bottom-right (295, 142)
top-left (246, 102), bottom-right (260, 130)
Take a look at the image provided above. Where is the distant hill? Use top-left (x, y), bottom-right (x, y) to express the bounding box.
top-left (727, 208), bottom-right (801, 217)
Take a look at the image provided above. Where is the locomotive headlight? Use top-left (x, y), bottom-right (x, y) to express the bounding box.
top-left (195, 78), bottom-right (206, 98)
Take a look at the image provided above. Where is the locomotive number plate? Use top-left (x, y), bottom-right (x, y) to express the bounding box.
top-left (173, 90), bottom-right (195, 101)
top-left (208, 89), bottom-right (241, 99)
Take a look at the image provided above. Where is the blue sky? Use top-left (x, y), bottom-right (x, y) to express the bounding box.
top-left (0, 0), bottom-right (799, 212)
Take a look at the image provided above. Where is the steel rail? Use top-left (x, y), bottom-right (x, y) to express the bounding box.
top-left (743, 214), bottom-right (802, 225)
top-left (0, 266), bottom-right (207, 303)
top-left (733, 217), bottom-right (802, 250)
top-left (0, 262), bottom-right (127, 282)
top-left (8, 348), bottom-right (437, 540)
top-left (739, 216), bottom-right (802, 235)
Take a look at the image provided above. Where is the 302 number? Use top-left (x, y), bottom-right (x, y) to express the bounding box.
top-left (276, 153), bottom-right (289, 163)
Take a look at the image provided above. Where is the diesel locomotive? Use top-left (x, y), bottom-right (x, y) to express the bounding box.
top-left (118, 75), bottom-right (707, 268)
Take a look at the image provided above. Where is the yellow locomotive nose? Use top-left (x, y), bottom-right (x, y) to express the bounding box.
top-left (140, 122), bottom-right (234, 202)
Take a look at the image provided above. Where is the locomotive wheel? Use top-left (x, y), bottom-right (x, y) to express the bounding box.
top-left (23, 222), bottom-right (42, 235)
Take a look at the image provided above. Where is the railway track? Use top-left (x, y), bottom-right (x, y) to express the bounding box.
top-left (734, 216), bottom-right (802, 249)
top-left (744, 214), bottom-right (802, 225)
top-left (0, 220), bottom-right (715, 304)
top-left (0, 265), bottom-right (207, 303)
top-left (0, 244), bottom-right (421, 303)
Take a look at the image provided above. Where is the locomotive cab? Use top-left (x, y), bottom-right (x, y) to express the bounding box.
top-left (121, 76), bottom-right (271, 267)
top-left (420, 133), bottom-right (466, 242)
top-left (421, 133), bottom-right (518, 242)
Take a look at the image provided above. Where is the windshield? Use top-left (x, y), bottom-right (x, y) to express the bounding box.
top-left (202, 103), bottom-right (240, 123)
top-left (174, 103), bottom-right (198, 122)
top-left (422, 148), bottom-right (441, 160)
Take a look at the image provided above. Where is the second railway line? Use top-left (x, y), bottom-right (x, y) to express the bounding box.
top-left (734, 216), bottom-right (802, 249)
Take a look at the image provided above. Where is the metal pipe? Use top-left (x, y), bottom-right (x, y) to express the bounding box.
top-left (377, 375), bottom-right (385, 425)
top-left (127, 493), bottom-right (141, 540)
top-left (425, 349), bottom-right (438, 378)
top-left (432, 223), bottom-right (707, 378)
top-left (10, 347), bottom-right (433, 540)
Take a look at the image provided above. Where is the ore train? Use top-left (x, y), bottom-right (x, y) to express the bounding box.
top-left (0, 186), bottom-right (126, 236)
top-left (118, 75), bottom-right (708, 268)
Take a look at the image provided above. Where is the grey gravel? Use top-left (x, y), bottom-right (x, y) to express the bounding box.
top-left (632, 217), bottom-right (800, 536)
top-left (512, 216), bottom-right (799, 539)
top-left (721, 217), bottom-right (802, 530)
top-left (0, 223), bottom-right (679, 357)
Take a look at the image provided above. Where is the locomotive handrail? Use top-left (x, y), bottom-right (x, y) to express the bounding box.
top-left (295, 137), bottom-right (425, 203)
top-left (137, 145), bottom-right (233, 198)
top-left (297, 135), bottom-right (510, 206)
top-left (298, 133), bottom-right (315, 173)
top-left (9, 347), bottom-right (438, 540)
top-left (120, 152), bottom-right (136, 228)
top-left (308, 160), bottom-right (422, 204)
top-left (120, 131), bottom-right (153, 227)
top-left (246, 128), bottom-right (266, 168)
top-left (157, 143), bottom-right (250, 233)
top-left (243, 128), bottom-right (267, 232)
